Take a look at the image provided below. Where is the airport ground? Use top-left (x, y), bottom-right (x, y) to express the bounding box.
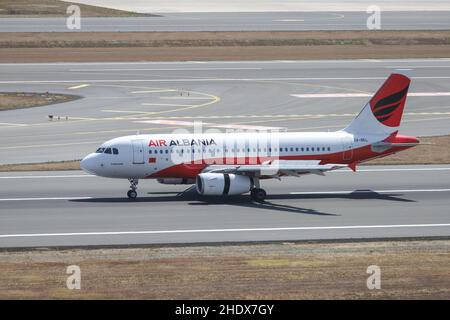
top-left (0, 0), bottom-right (151, 17)
top-left (1, 1), bottom-right (449, 300)
top-left (0, 239), bottom-right (449, 299)
top-left (1, 30), bottom-right (450, 63)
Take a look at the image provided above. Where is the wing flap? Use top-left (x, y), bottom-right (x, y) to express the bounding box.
top-left (205, 160), bottom-right (347, 177)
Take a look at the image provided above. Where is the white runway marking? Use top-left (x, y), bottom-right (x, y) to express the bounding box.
top-left (335, 167), bottom-right (450, 172)
top-left (67, 84), bottom-right (90, 90)
top-left (1, 59), bottom-right (449, 66)
top-left (70, 67), bottom-right (262, 72)
top-left (0, 122), bottom-right (28, 127)
top-left (131, 89), bottom-right (176, 94)
top-left (272, 19), bottom-right (304, 22)
top-left (1, 223), bottom-right (449, 238)
top-left (0, 175), bottom-right (93, 179)
top-left (136, 119), bottom-right (282, 130)
top-left (0, 188), bottom-right (449, 202)
top-left (2, 76), bottom-right (450, 84)
top-left (291, 92), bottom-right (450, 98)
top-left (0, 197), bottom-right (92, 202)
top-left (289, 189), bottom-right (450, 195)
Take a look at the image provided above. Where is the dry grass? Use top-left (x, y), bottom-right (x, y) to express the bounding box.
top-left (1, 45), bottom-right (449, 63)
top-left (367, 135), bottom-right (450, 165)
top-left (0, 240), bottom-right (448, 299)
top-left (2, 31), bottom-right (450, 48)
top-left (0, 160), bottom-right (81, 172)
top-left (0, 0), bottom-right (153, 17)
top-left (0, 31), bottom-right (449, 62)
top-left (0, 92), bottom-right (80, 111)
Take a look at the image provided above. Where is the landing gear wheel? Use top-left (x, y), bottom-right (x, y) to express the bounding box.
top-left (251, 188), bottom-right (266, 202)
top-left (127, 190), bottom-right (137, 199)
top-left (127, 178), bottom-right (139, 199)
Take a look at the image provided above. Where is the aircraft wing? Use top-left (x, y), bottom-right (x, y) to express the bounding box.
top-left (204, 160), bottom-right (347, 177)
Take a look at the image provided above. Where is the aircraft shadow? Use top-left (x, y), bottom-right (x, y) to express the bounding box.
top-left (70, 189), bottom-right (414, 216)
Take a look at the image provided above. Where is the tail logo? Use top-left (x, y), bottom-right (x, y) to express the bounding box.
top-left (370, 85), bottom-right (409, 127)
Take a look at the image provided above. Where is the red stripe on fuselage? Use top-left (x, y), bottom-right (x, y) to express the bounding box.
top-left (145, 142), bottom-right (415, 179)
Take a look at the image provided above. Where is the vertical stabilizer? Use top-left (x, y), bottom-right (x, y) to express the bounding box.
top-left (344, 73), bottom-right (410, 136)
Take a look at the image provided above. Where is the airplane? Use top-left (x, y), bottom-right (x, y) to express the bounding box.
top-left (80, 73), bottom-right (419, 202)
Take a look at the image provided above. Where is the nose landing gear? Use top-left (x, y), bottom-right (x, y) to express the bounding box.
top-left (127, 178), bottom-right (138, 199)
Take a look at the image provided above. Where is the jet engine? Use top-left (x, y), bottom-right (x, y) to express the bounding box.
top-left (157, 178), bottom-right (195, 185)
top-left (196, 173), bottom-right (252, 196)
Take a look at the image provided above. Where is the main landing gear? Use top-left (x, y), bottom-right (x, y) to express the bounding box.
top-left (250, 177), bottom-right (267, 202)
top-left (251, 188), bottom-right (267, 202)
top-left (127, 178), bottom-right (138, 199)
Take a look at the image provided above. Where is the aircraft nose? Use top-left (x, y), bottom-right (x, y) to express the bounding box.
top-left (80, 153), bottom-right (99, 175)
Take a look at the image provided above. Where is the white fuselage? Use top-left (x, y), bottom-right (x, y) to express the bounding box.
top-left (80, 131), bottom-right (381, 180)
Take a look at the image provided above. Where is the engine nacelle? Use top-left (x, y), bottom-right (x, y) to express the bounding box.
top-left (196, 173), bottom-right (252, 196)
top-left (157, 178), bottom-right (195, 185)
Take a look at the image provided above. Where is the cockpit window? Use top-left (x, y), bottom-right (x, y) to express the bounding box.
top-left (96, 148), bottom-right (105, 153)
top-left (113, 148), bottom-right (119, 155)
top-left (104, 148), bottom-right (112, 154)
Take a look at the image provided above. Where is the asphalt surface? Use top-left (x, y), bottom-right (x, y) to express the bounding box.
top-left (65, 0), bottom-right (450, 13)
top-left (1, 58), bottom-right (450, 165)
top-left (2, 11), bottom-right (450, 32)
top-left (0, 165), bottom-right (449, 248)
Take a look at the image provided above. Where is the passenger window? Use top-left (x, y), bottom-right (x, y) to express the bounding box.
top-left (290, 147), bottom-right (293, 152)
top-left (160, 150), bottom-right (163, 154)
top-left (328, 147), bottom-right (331, 151)
top-left (311, 147), bottom-right (315, 151)
top-left (113, 148), bottom-right (119, 155)
top-left (306, 147), bottom-right (309, 151)
top-left (104, 148), bottom-right (112, 154)
top-left (296, 148), bottom-right (299, 151)
top-left (165, 150), bottom-right (168, 154)
top-left (149, 150), bottom-right (152, 154)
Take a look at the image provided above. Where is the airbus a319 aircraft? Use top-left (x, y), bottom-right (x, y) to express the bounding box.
top-left (81, 73), bottom-right (419, 201)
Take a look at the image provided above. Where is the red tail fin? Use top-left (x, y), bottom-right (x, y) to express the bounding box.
top-left (370, 73), bottom-right (410, 127)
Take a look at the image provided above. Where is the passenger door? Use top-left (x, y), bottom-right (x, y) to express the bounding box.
top-left (132, 139), bottom-right (145, 164)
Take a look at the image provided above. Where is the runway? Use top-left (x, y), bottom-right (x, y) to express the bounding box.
top-left (2, 11), bottom-right (450, 32)
top-left (1, 58), bottom-right (450, 164)
top-left (0, 165), bottom-right (449, 248)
